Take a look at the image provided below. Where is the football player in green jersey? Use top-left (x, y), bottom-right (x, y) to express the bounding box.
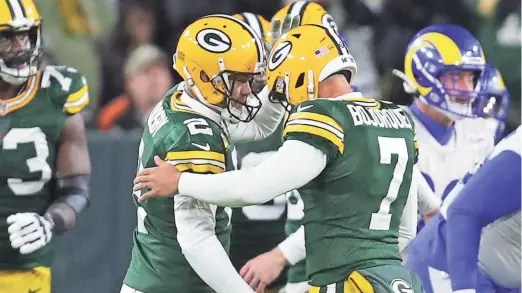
top-left (228, 12), bottom-right (289, 293)
top-left (0, 1), bottom-right (91, 292)
top-left (135, 24), bottom-right (425, 293)
top-left (238, 4), bottom-right (346, 293)
top-left (121, 14), bottom-right (286, 293)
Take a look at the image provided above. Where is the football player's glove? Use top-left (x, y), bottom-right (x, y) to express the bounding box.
top-left (7, 212), bottom-right (53, 254)
top-left (251, 65), bottom-right (267, 94)
top-left (270, 14), bottom-right (301, 48)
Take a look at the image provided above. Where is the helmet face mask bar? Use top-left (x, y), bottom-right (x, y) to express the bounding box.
top-left (210, 69), bottom-right (262, 122)
top-left (473, 64), bottom-right (510, 121)
top-left (0, 24), bottom-right (42, 86)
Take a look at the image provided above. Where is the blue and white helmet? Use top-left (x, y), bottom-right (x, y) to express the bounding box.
top-left (403, 24), bottom-right (487, 119)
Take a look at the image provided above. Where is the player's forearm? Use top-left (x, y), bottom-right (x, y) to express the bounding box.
top-left (415, 165), bottom-right (441, 215)
top-left (45, 174), bottom-right (90, 234)
top-left (183, 243), bottom-right (255, 293)
top-left (277, 225), bottom-right (306, 265)
top-left (179, 140), bottom-right (327, 206)
top-left (399, 175), bottom-right (418, 252)
top-left (446, 209), bottom-right (482, 291)
top-left (174, 196), bottom-right (255, 293)
top-left (227, 86), bottom-right (285, 143)
top-left (446, 151), bottom-right (521, 291)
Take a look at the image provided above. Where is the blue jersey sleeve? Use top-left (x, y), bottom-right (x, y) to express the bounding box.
top-left (446, 150), bottom-right (522, 291)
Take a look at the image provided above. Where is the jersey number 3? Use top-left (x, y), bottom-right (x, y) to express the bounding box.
top-left (3, 128), bottom-right (52, 195)
top-left (369, 136), bottom-right (409, 231)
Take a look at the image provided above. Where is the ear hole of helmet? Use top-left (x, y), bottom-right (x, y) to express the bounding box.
top-left (295, 72), bottom-right (305, 88)
top-left (200, 71), bottom-right (210, 82)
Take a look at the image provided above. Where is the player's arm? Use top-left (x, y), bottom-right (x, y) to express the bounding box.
top-left (399, 170), bottom-right (418, 257)
top-left (164, 140), bottom-right (256, 293)
top-left (7, 67), bottom-right (91, 255)
top-left (227, 85), bottom-right (286, 143)
top-left (445, 149), bottom-right (521, 293)
top-left (239, 224), bottom-right (306, 291)
top-left (408, 114), bottom-right (440, 217)
top-left (46, 113), bottom-right (91, 233)
top-left (46, 67), bottom-right (91, 233)
top-left (277, 224), bottom-right (306, 265)
top-left (177, 102), bottom-right (341, 206)
top-left (177, 140), bottom-right (326, 206)
top-left (415, 166), bottom-right (441, 218)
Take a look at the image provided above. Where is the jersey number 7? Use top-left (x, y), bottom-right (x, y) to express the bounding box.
top-left (369, 136), bottom-right (409, 231)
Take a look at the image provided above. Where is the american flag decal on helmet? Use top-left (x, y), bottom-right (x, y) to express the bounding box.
top-left (314, 46), bottom-right (328, 57)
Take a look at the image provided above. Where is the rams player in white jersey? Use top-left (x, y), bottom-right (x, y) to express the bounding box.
top-left (393, 24), bottom-right (497, 232)
top-left (405, 125), bottom-right (521, 293)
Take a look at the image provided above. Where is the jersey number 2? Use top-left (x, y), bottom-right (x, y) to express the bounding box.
top-left (369, 136), bottom-right (409, 231)
top-left (3, 128), bottom-right (52, 195)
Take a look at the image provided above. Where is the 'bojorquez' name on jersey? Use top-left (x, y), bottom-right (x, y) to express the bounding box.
top-left (348, 104), bottom-right (413, 130)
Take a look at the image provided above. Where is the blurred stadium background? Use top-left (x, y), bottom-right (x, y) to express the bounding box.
top-left (33, 0), bottom-right (520, 292)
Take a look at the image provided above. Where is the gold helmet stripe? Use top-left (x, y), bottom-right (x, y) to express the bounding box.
top-left (15, 0), bottom-right (27, 17)
top-left (6, 0), bottom-right (25, 20)
top-left (242, 13), bottom-right (264, 40)
top-left (202, 14), bottom-right (263, 64)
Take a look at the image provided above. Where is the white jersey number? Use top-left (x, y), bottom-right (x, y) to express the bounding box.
top-left (184, 118), bottom-right (213, 136)
top-left (242, 194), bottom-right (286, 221)
top-left (369, 136), bottom-right (409, 231)
top-left (41, 66), bottom-right (73, 91)
top-left (286, 190), bottom-right (304, 221)
top-left (3, 128), bottom-right (53, 196)
top-left (134, 138), bottom-right (149, 234)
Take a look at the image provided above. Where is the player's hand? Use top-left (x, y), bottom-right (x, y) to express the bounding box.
top-left (133, 155), bottom-right (181, 202)
top-left (240, 247), bottom-right (287, 293)
top-left (7, 212), bottom-right (53, 254)
top-left (251, 67), bottom-right (267, 94)
top-left (270, 14), bottom-right (301, 47)
top-left (423, 207), bottom-right (440, 224)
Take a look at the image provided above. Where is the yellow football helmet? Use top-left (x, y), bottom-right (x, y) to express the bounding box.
top-left (0, 0), bottom-right (42, 85)
top-left (233, 12), bottom-right (271, 43)
top-left (272, 1), bottom-right (339, 34)
top-left (267, 24), bottom-right (357, 106)
top-left (173, 14), bottom-right (266, 122)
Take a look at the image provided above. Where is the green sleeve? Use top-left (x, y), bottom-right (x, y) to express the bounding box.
top-left (44, 65), bottom-right (90, 115)
top-left (161, 116), bottom-right (228, 175)
top-left (283, 100), bottom-right (344, 163)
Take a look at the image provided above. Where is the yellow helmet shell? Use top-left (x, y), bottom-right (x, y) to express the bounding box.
top-left (233, 12), bottom-right (271, 43)
top-left (267, 24), bottom-right (357, 106)
top-left (0, 0), bottom-right (41, 30)
top-left (174, 14), bottom-right (265, 105)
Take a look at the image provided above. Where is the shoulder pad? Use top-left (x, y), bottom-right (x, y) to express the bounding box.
top-left (490, 126), bottom-right (522, 158)
top-left (42, 65), bottom-right (90, 115)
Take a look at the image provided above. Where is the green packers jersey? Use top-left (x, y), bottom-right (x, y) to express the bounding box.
top-left (0, 65), bottom-right (90, 269)
top-left (124, 87), bottom-right (233, 293)
top-left (285, 190), bottom-right (307, 284)
top-left (283, 97), bottom-right (418, 286)
top-left (230, 122), bottom-right (287, 287)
